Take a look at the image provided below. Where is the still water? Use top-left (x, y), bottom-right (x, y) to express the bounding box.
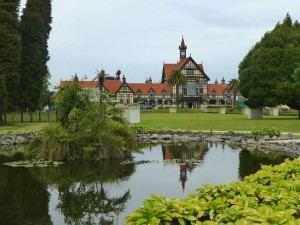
top-left (0, 142), bottom-right (292, 225)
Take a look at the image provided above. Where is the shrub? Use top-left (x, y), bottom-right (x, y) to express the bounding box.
top-left (251, 127), bottom-right (281, 139)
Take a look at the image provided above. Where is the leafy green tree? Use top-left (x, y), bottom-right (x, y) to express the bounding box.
top-left (167, 69), bottom-right (187, 107)
top-left (239, 14), bottom-right (300, 112)
top-left (227, 79), bottom-right (240, 108)
top-left (0, 0), bottom-right (21, 124)
top-left (282, 68), bottom-right (300, 119)
top-left (18, 0), bottom-right (52, 115)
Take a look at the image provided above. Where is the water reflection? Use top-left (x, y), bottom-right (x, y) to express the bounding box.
top-left (238, 149), bottom-right (293, 180)
top-left (0, 142), bottom-right (293, 225)
top-left (162, 142), bottom-right (209, 190)
top-left (0, 154), bottom-right (52, 225)
top-left (31, 160), bottom-right (135, 225)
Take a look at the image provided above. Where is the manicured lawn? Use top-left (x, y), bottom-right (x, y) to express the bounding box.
top-left (1, 111), bottom-right (299, 133)
top-left (140, 112), bottom-right (300, 133)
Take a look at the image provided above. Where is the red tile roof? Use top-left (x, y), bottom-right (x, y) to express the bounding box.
top-left (60, 80), bottom-right (98, 88)
top-left (163, 57), bottom-right (208, 81)
top-left (207, 84), bottom-right (233, 94)
top-left (60, 80), bottom-right (123, 93)
top-left (129, 83), bottom-right (172, 94)
top-left (104, 80), bottom-right (123, 92)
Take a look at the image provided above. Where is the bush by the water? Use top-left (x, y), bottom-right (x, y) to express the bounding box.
top-left (26, 78), bottom-right (137, 161)
top-left (126, 157), bottom-right (300, 224)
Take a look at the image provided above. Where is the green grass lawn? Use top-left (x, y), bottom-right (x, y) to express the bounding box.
top-left (1, 111), bottom-right (299, 133)
top-left (140, 111), bottom-right (300, 133)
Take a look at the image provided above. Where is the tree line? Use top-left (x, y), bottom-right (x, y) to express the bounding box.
top-left (0, 0), bottom-right (52, 124)
top-left (239, 13), bottom-right (300, 118)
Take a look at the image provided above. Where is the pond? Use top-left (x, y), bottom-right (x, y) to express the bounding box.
top-left (0, 141), bottom-right (293, 225)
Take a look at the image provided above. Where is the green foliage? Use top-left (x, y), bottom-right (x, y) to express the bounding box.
top-left (18, 0), bottom-right (52, 112)
top-left (126, 157), bottom-right (300, 224)
top-left (0, 129), bottom-right (41, 136)
top-left (130, 125), bottom-right (161, 134)
top-left (227, 79), bottom-right (240, 108)
top-left (168, 69), bottom-right (187, 107)
top-left (25, 123), bottom-right (80, 161)
top-left (239, 14), bottom-right (300, 111)
top-left (292, 67), bottom-right (300, 82)
top-left (0, 0), bottom-right (21, 117)
top-left (56, 79), bottom-right (92, 128)
top-left (251, 127), bottom-right (281, 139)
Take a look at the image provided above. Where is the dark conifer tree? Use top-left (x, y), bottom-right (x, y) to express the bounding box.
top-left (239, 14), bottom-right (300, 112)
top-left (0, 0), bottom-right (21, 124)
top-left (18, 0), bottom-right (52, 114)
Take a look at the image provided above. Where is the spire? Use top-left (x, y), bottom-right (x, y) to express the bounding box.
top-left (179, 36), bottom-right (187, 59)
top-left (122, 74), bottom-right (126, 83)
top-left (149, 75), bottom-right (152, 84)
top-left (215, 78), bottom-right (218, 84)
top-left (179, 36), bottom-right (187, 50)
top-left (116, 69), bottom-right (121, 80)
top-left (221, 76), bottom-right (225, 84)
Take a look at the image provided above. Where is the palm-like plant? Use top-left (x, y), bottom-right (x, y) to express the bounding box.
top-left (167, 69), bottom-right (187, 107)
top-left (227, 79), bottom-right (240, 108)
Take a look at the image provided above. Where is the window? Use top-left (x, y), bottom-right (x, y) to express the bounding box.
top-left (162, 91), bottom-right (166, 98)
top-left (199, 86), bottom-right (204, 94)
top-left (186, 82), bottom-right (197, 95)
top-left (212, 91), bottom-right (216, 98)
top-left (148, 90), bottom-right (154, 98)
top-left (186, 68), bottom-right (194, 75)
top-left (223, 91), bottom-right (228, 99)
top-left (137, 91), bottom-right (142, 98)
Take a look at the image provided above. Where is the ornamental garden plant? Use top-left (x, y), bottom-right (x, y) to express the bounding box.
top-left (126, 157), bottom-right (300, 224)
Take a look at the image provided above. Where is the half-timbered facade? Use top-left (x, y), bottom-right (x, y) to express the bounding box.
top-left (161, 37), bottom-right (210, 108)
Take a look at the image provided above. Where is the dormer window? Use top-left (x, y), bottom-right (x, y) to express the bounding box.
top-left (148, 90), bottom-right (155, 99)
top-left (162, 91), bottom-right (166, 98)
top-left (137, 91), bottom-right (142, 98)
top-left (212, 90), bottom-right (217, 98)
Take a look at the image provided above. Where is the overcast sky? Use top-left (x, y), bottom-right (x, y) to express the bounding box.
top-left (20, 0), bottom-right (300, 88)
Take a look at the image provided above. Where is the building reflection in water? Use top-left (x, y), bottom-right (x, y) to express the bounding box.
top-left (162, 141), bottom-right (209, 191)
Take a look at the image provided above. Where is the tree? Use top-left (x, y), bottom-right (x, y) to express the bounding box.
top-left (0, 75), bottom-right (7, 124)
top-left (227, 79), bottom-right (240, 108)
top-left (167, 69), bottom-right (187, 107)
top-left (0, 0), bottom-right (21, 124)
top-left (18, 0), bottom-right (52, 115)
top-left (283, 68), bottom-right (300, 119)
top-left (239, 13), bottom-right (300, 115)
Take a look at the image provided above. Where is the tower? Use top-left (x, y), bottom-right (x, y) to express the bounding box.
top-left (179, 36), bottom-right (187, 59)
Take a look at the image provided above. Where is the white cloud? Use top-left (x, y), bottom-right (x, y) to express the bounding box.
top-left (20, 0), bottom-right (300, 87)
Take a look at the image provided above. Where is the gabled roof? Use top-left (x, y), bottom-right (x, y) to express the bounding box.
top-left (129, 83), bottom-right (172, 94)
top-left (60, 80), bottom-right (98, 88)
top-left (59, 80), bottom-right (124, 93)
top-left (162, 56), bottom-right (209, 81)
top-left (207, 84), bottom-right (231, 95)
top-left (104, 80), bottom-right (123, 93)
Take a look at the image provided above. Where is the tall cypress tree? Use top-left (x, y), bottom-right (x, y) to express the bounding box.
top-left (18, 0), bottom-right (52, 114)
top-left (0, 0), bottom-right (21, 124)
